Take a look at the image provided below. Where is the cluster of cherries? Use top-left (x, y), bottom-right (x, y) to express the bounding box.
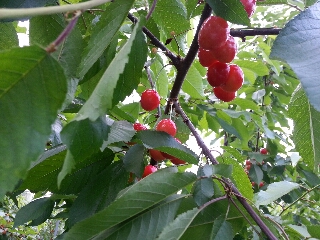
top-left (245, 148), bottom-right (267, 188)
top-left (136, 90), bottom-right (186, 178)
top-left (198, 0), bottom-right (256, 102)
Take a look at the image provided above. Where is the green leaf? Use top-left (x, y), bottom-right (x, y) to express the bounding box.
top-left (182, 65), bottom-right (205, 99)
top-left (256, 0), bottom-right (287, 5)
top-left (63, 168), bottom-right (197, 239)
top-left (270, 2), bottom-right (320, 112)
top-left (77, 17), bottom-right (147, 121)
top-left (206, 0), bottom-right (250, 26)
top-left (151, 57), bottom-right (169, 99)
top-left (0, 22), bottom-right (18, 50)
top-left (192, 167), bottom-right (214, 206)
top-left (288, 86), bottom-right (320, 170)
top-left (233, 60), bottom-right (269, 77)
top-left (123, 144), bottom-right (145, 178)
top-left (68, 162), bottom-right (127, 227)
top-left (137, 130), bottom-right (199, 164)
top-left (61, 117), bottom-right (109, 162)
top-left (102, 120), bottom-right (136, 149)
top-left (216, 118), bottom-right (242, 140)
top-left (95, 195), bottom-right (185, 240)
top-left (210, 216), bottom-right (233, 240)
top-left (78, 0), bottom-right (135, 77)
top-left (14, 197), bottom-right (54, 227)
top-left (254, 181), bottom-right (300, 206)
top-left (149, 0), bottom-right (190, 36)
top-left (156, 208), bottom-right (200, 240)
top-left (0, 46), bottom-right (67, 198)
top-left (212, 164), bottom-right (233, 178)
top-left (19, 145), bottom-right (66, 192)
top-left (307, 225), bottom-right (320, 238)
top-left (30, 14), bottom-right (84, 78)
top-left (217, 156), bottom-right (253, 200)
top-left (249, 164), bottom-right (263, 185)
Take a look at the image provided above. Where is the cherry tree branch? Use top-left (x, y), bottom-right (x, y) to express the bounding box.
top-left (146, 0), bottom-right (158, 20)
top-left (0, 0), bottom-right (111, 19)
top-left (127, 13), bottom-right (180, 66)
top-left (230, 28), bottom-right (281, 41)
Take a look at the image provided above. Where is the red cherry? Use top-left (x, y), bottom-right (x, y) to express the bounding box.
top-left (170, 157), bottom-right (186, 165)
top-left (245, 160), bottom-right (251, 165)
top-left (142, 165), bottom-right (157, 178)
top-left (140, 89), bottom-right (160, 111)
top-left (240, 0), bottom-right (257, 17)
top-left (198, 48), bottom-right (217, 67)
top-left (207, 62), bottom-right (230, 87)
top-left (156, 119), bottom-right (177, 137)
top-left (198, 16), bottom-right (230, 51)
top-left (251, 182), bottom-right (256, 186)
top-left (133, 123), bottom-right (147, 131)
top-left (220, 64), bottom-right (244, 92)
top-left (260, 148), bottom-right (268, 155)
top-left (213, 87), bottom-right (236, 102)
top-left (149, 149), bottom-right (166, 161)
top-left (210, 36), bottom-right (237, 63)
top-left (259, 182), bottom-right (264, 187)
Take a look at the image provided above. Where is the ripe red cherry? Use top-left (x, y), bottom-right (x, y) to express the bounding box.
top-left (210, 36), bottom-right (237, 63)
top-left (259, 182), bottom-right (264, 187)
top-left (240, 0), bottom-right (257, 17)
top-left (133, 123), bottom-right (147, 131)
top-left (156, 119), bottom-right (177, 137)
top-left (198, 16), bottom-right (230, 51)
top-left (260, 148), bottom-right (268, 155)
top-left (140, 89), bottom-right (160, 111)
top-left (149, 149), bottom-right (166, 161)
top-left (198, 48), bottom-right (217, 67)
top-left (207, 62), bottom-right (230, 87)
top-left (220, 64), bottom-right (244, 92)
top-left (245, 160), bottom-right (251, 165)
top-left (213, 87), bottom-right (236, 102)
top-left (142, 165), bottom-right (157, 178)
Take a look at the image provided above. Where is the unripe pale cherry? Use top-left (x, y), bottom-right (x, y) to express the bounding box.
top-left (220, 64), bottom-right (244, 92)
top-left (140, 89), bottom-right (160, 111)
top-left (156, 119), bottom-right (177, 137)
top-left (210, 36), bottom-right (237, 63)
top-left (207, 62), bottom-right (230, 87)
top-left (198, 16), bottom-right (230, 51)
top-left (213, 87), bottom-right (236, 102)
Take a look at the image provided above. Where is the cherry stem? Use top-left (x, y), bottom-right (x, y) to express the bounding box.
top-left (230, 28), bottom-right (281, 41)
top-left (146, 0), bottom-right (158, 20)
top-left (46, 11), bottom-right (81, 53)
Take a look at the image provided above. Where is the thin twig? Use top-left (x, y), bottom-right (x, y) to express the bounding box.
top-left (199, 195), bottom-right (228, 210)
top-left (0, 0), bottom-right (111, 19)
top-left (146, 0), bottom-right (158, 20)
top-left (228, 197), bottom-right (262, 237)
top-left (280, 183), bottom-right (320, 215)
top-left (264, 216), bottom-right (290, 240)
top-left (46, 11), bottom-right (81, 53)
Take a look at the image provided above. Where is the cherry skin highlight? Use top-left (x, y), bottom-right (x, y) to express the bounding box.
top-left (156, 119), bottom-right (177, 137)
top-left (207, 62), bottom-right (230, 87)
top-left (198, 16), bottom-right (230, 51)
top-left (140, 89), bottom-right (160, 111)
top-left (213, 87), bottom-right (236, 102)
